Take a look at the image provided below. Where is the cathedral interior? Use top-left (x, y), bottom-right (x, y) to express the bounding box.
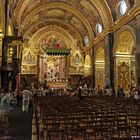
top-left (1, 0), bottom-right (140, 140)
top-left (0, 0), bottom-right (140, 94)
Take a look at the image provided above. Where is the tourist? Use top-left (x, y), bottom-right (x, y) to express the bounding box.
top-left (0, 91), bottom-right (11, 134)
top-left (134, 87), bottom-right (140, 100)
top-left (78, 86), bottom-right (82, 100)
top-left (22, 87), bottom-right (32, 113)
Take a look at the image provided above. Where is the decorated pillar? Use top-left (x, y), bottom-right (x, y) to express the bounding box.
top-left (104, 33), bottom-right (114, 88)
top-left (91, 47), bottom-right (95, 89)
top-left (135, 15), bottom-right (140, 85)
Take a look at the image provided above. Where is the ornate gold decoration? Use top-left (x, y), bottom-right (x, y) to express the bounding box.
top-left (69, 66), bottom-right (84, 75)
top-left (21, 48), bottom-right (38, 74)
top-left (115, 30), bottom-right (135, 54)
top-left (95, 65), bottom-right (105, 88)
top-left (95, 46), bottom-right (105, 61)
top-left (70, 50), bottom-right (84, 67)
top-left (44, 55), bottom-right (66, 82)
top-left (95, 45), bottom-right (105, 88)
top-left (20, 3), bottom-right (93, 40)
top-left (84, 55), bottom-right (91, 76)
top-left (118, 61), bottom-right (130, 91)
top-left (114, 28), bottom-right (136, 94)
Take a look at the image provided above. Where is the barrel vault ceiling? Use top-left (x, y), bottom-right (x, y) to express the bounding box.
top-left (6, 0), bottom-right (136, 50)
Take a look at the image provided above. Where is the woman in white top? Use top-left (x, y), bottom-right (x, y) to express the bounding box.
top-left (134, 88), bottom-right (140, 100)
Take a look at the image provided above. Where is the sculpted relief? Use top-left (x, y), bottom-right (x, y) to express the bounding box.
top-left (116, 30), bottom-right (134, 54)
top-left (95, 46), bottom-right (105, 62)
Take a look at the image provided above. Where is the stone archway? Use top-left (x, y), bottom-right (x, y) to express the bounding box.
top-left (95, 44), bottom-right (105, 89)
top-left (114, 27), bottom-right (136, 94)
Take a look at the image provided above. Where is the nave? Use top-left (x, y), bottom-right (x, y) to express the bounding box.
top-left (34, 95), bottom-right (140, 140)
top-left (0, 106), bottom-right (33, 140)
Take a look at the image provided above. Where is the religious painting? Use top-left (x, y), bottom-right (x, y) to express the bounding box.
top-left (40, 34), bottom-right (66, 52)
top-left (21, 49), bottom-right (37, 74)
top-left (22, 51), bottom-right (36, 64)
top-left (70, 51), bottom-right (84, 66)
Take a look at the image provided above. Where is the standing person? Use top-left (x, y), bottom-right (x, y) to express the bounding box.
top-left (78, 86), bottom-right (82, 100)
top-left (0, 91), bottom-right (11, 134)
top-left (134, 87), bottom-right (140, 100)
top-left (117, 85), bottom-right (125, 97)
top-left (22, 87), bottom-right (32, 113)
top-left (15, 89), bottom-right (20, 106)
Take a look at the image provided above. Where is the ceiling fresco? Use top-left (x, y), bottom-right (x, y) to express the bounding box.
top-left (14, 0), bottom-right (104, 45)
top-left (40, 34), bottom-right (67, 49)
top-left (5, 0), bottom-right (134, 51)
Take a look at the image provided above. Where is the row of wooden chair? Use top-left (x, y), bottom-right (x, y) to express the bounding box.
top-left (34, 95), bottom-right (140, 140)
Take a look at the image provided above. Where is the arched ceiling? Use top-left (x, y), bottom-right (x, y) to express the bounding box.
top-left (8, 0), bottom-right (136, 51)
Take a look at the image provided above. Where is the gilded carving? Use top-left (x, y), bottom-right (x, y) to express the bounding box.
top-left (95, 47), bottom-right (104, 61)
top-left (117, 61), bottom-right (130, 92)
top-left (21, 47), bottom-right (38, 74)
top-left (44, 56), bottom-right (66, 81)
top-left (21, 65), bottom-right (37, 74)
top-left (95, 45), bottom-right (105, 88)
top-left (22, 50), bottom-right (37, 65)
top-left (116, 30), bottom-right (134, 54)
top-left (69, 66), bottom-right (84, 75)
top-left (114, 29), bottom-right (136, 93)
top-left (95, 66), bottom-right (105, 88)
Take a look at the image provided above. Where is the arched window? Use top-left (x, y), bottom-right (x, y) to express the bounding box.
top-left (96, 23), bottom-right (103, 34)
top-left (84, 36), bottom-right (89, 46)
top-left (118, 0), bottom-right (127, 16)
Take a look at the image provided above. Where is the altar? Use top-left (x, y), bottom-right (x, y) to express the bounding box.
top-left (47, 81), bottom-right (68, 89)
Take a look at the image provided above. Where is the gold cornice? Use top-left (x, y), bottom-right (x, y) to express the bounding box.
top-left (21, 3), bottom-right (94, 40)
